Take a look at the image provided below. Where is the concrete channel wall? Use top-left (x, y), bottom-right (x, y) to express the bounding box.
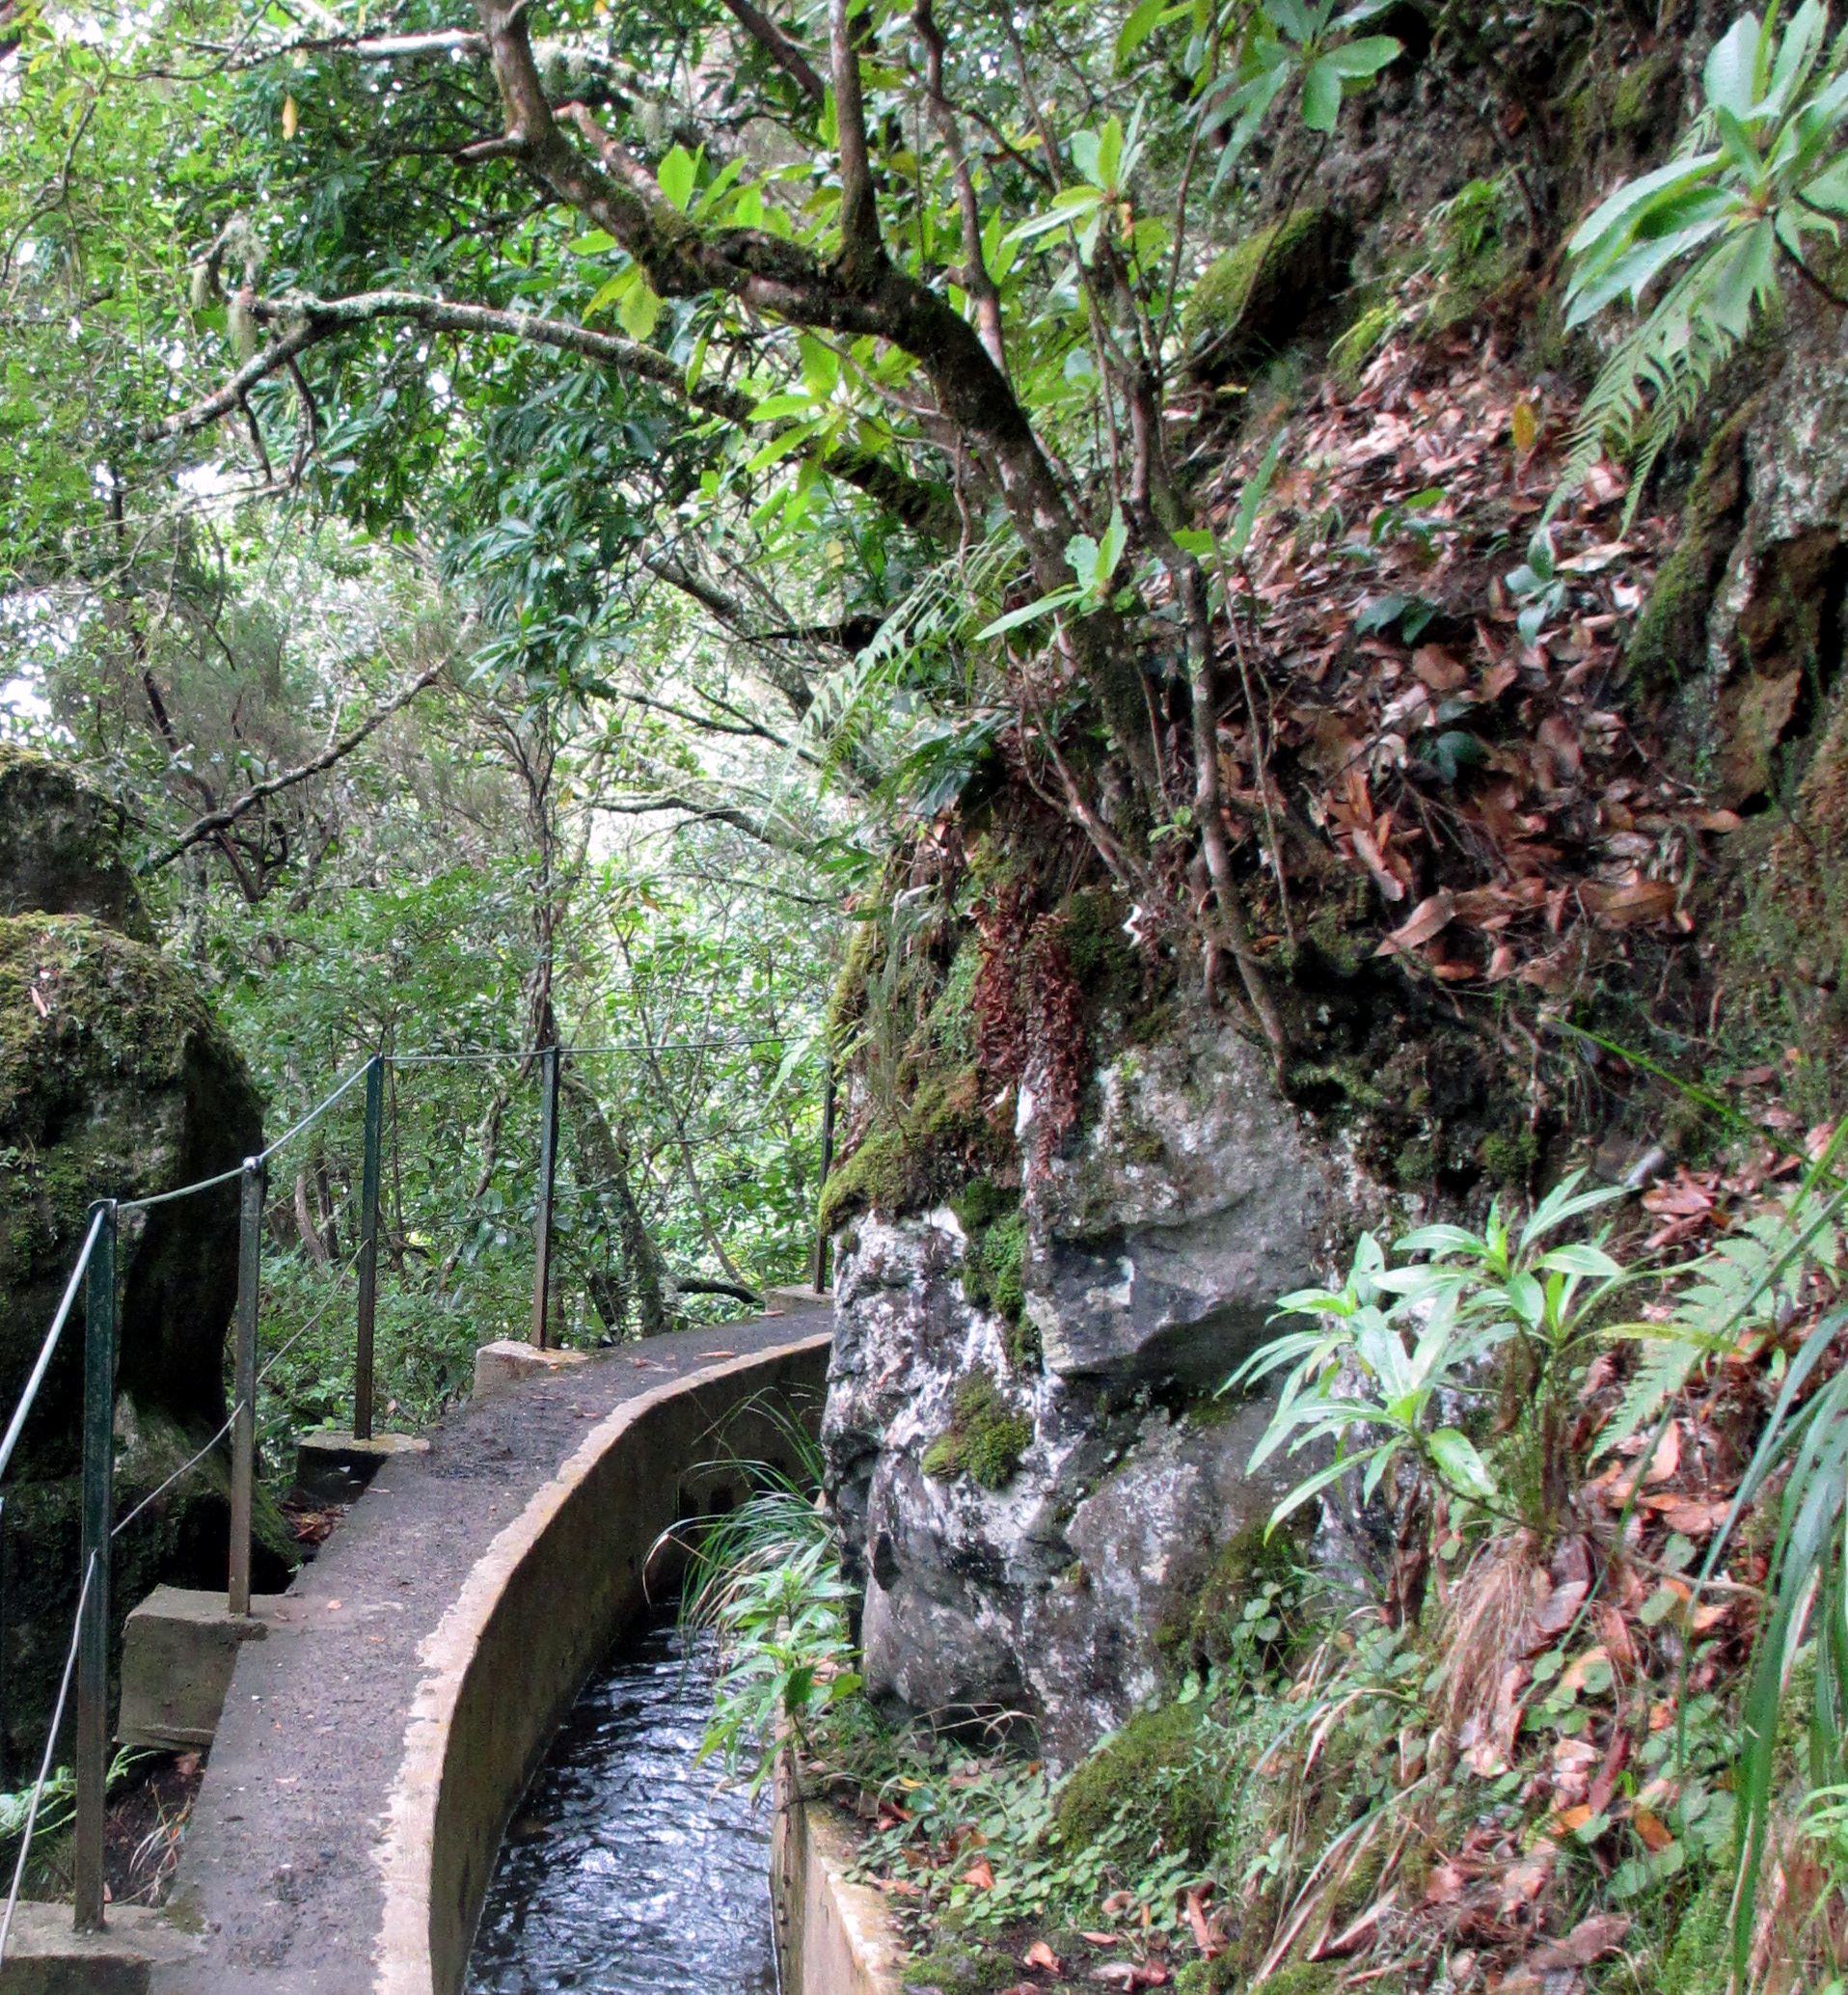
top-left (371, 1332), bottom-right (831, 1995)
top-left (771, 1760), bottom-right (905, 1995)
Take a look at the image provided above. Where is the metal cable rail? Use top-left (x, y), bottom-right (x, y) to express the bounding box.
top-left (0, 1033), bottom-right (837, 1957)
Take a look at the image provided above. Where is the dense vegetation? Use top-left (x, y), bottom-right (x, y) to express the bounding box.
top-left (13, 0), bottom-right (1848, 1984)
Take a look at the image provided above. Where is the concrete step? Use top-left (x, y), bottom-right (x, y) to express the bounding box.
top-left (0, 1901), bottom-right (195, 1992)
top-left (293, 1429), bottom-right (429, 1503)
top-left (117, 1586), bottom-right (284, 1751)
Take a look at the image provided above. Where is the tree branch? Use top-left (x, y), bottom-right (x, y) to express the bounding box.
top-left (829, 0), bottom-right (882, 271)
top-left (718, 0), bottom-right (825, 100)
top-left (143, 659), bottom-right (450, 872)
top-left (153, 287), bottom-right (957, 541)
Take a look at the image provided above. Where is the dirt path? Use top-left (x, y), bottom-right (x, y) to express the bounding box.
top-left (151, 1306), bottom-right (832, 1995)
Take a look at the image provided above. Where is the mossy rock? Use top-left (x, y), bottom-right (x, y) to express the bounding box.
top-left (1165, 1515), bottom-right (1308, 1674)
top-left (952, 1179), bottom-right (1026, 1331)
top-left (0, 750), bottom-right (151, 941)
top-left (0, 914), bottom-right (264, 1463)
top-left (5, 1403), bottom-right (295, 1769)
top-left (819, 1068), bottom-right (1015, 1233)
top-left (1185, 206), bottom-right (1356, 382)
top-left (1627, 405), bottom-right (1753, 695)
top-left (902, 1940), bottom-right (1018, 1994)
top-left (1053, 1701), bottom-right (1219, 1860)
top-left (921, 1372), bottom-right (1033, 1490)
top-left (0, 915), bottom-right (274, 1755)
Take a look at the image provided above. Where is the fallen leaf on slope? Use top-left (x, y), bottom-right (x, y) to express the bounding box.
top-left (1376, 890), bottom-right (1454, 956)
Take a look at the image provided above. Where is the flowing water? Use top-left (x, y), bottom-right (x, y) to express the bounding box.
top-left (464, 1618), bottom-right (778, 1995)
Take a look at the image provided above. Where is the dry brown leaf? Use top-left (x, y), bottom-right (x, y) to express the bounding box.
top-left (1023, 1940), bottom-right (1060, 1972)
top-left (1376, 889), bottom-right (1455, 957)
top-left (1632, 1806), bottom-right (1674, 1853)
top-left (963, 1859), bottom-right (994, 1890)
top-left (1534, 1913), bottom-right (1632, 1968)
top-left (1413, 643), bottom-right (1468, 692)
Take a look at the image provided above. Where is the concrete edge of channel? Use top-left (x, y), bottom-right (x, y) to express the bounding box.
top-left (369, 1329), bottom-right (834, 1995)
top-left (771, 1755), bottom-right (906, 1995)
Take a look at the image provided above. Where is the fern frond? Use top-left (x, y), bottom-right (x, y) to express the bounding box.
top-left (1554, 262), bottom-right (1747, 520)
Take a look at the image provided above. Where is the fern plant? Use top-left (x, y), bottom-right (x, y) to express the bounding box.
top-left (1558, 2), bottom-right (1848, 519)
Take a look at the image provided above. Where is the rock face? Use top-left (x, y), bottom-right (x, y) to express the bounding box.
top-left (0, 748), bottom-right (151, 941)
top-left (0, 914), bottom-right (263, 1464)
top-left (823, 1013), bottom-right (1357, 1762)
top-left (0, 755), bottom-right (273, 1762)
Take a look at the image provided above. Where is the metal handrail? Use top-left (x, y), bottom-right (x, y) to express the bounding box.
top-left (0, 1209), bottom-right (104, 1487)
top-left (0, 1027), bottom-right (833, 1957)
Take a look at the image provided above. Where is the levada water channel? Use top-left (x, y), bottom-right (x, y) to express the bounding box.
top-left (465, 1618), bottom-right (778, 1994)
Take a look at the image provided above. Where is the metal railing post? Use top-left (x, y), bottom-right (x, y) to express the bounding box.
top-left (810, 1053), bottom-right (836, 1295)
top-left (229, 1160), bottom-right (264, 1619)
top-left (354, 1055), bottom-right (384, 1441)
top-left (74, 1198), bottom-right (117, 1934)
top-left (530, 1046), bottom-right (560, 1351)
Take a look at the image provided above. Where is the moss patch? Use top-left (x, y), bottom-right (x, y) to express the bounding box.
top-left (1053, 1700), bottom-right (1220, 1861)
top-left (921, 1373), bottom-right (1033, 1490)
top-left (1627, 406), bottom-right (1753, 696)
top-left (1186, 207), bottom-right (1354, 381)
top-left (952, 1178), bottom-right (1027, 1342)
top-left (1162, 1516), bottom-right (1309, 1677)
top-left (819, 1067), bottom-right (1013, 1233)
top-left (902, 1941), bottom-right (1018, 1994)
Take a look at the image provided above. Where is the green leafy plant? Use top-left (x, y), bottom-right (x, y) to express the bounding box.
top-left (1234, 1172), bottom-right (1629, 1529)
top-left (1559, 1), bottom-right (1848, 515)
top-left (671, 1396), bottom-right (862, 1794)
top-left (1198, 0), bottom-right (1402, 192)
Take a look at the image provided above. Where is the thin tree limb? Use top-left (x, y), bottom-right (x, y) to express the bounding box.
top-left (142, 659), bottom-right (450, 871)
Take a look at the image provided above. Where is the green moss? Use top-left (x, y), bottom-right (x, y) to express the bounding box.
top-left (1163, 1516), bottom-right (1308, 1674)
top-left (1331, 302), bottom-right (1395, 389)
top-left (921, 1372), bottom-right (1033, 1490)
top-left (1481, 1126), bottom-right (1539, 1188)
top-left (1641, 1869), bottom-right (1731, 1995)
top-left (902, 1941), bottom-right (1018, 1994)
top-left (1393, 1137), bottom-right (1434, 1188)
top-left (1185, 207), bottom-right (1353, 378)
top-left (926, 939), bottom-right (982, 1065)
top-left (1053, 1701), bottom-right (1219, 1861)
top-left (819, 1067), bottom-right (1012, 1233)
top-left (1612, 50), bottom-right (1677, 140)
top-left (1060, 886), bottom-right (1136, 989)
top-left (1627, 405), bottom-right (1753, 693)
top-left (949, 1176), bottom-right (1013, 1235)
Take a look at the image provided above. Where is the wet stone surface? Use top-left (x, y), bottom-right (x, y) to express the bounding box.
top-left (466, 1618), bottom-right (775, 1995)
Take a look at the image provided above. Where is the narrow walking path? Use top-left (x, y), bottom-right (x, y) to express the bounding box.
top-left (152, 1304), bottom-right (832, 1995)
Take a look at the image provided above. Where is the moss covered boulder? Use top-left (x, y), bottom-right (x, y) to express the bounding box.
top-left (0, 749), bottom-right (151, 941)
top-left (0, 912), bottom-right (270, 1757)
top-left (0, 913), bottom-right (263, 1464)
top-left (1185, 206), bottom-right (1356, 382)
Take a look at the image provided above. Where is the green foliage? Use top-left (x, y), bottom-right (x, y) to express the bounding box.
top-left (675, 1403), bottom-right (860, 1796)
top-left (1236, 1171), bottom-right (1630, 1528)
top-left (1053, 1702), bottom-right (1220, 1861)
top-left (1197, 2), bottom-right (1403, 193)
top-left (1559, 2), bottom-right (1848, 517)
top-left (921, 1374), bottom-right (1033, 1489)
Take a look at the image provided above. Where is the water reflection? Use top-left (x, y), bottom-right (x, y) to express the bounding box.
top-left (465, 1619), bottom-right (777, 1995)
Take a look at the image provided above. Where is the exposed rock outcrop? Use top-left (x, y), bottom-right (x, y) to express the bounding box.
top-left (0, 748), bottom-right (151, 941)
top-left (0, 756), bottom-right (275, 1759)
top-left (823, 1013), bottom-right (1360, 1762)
